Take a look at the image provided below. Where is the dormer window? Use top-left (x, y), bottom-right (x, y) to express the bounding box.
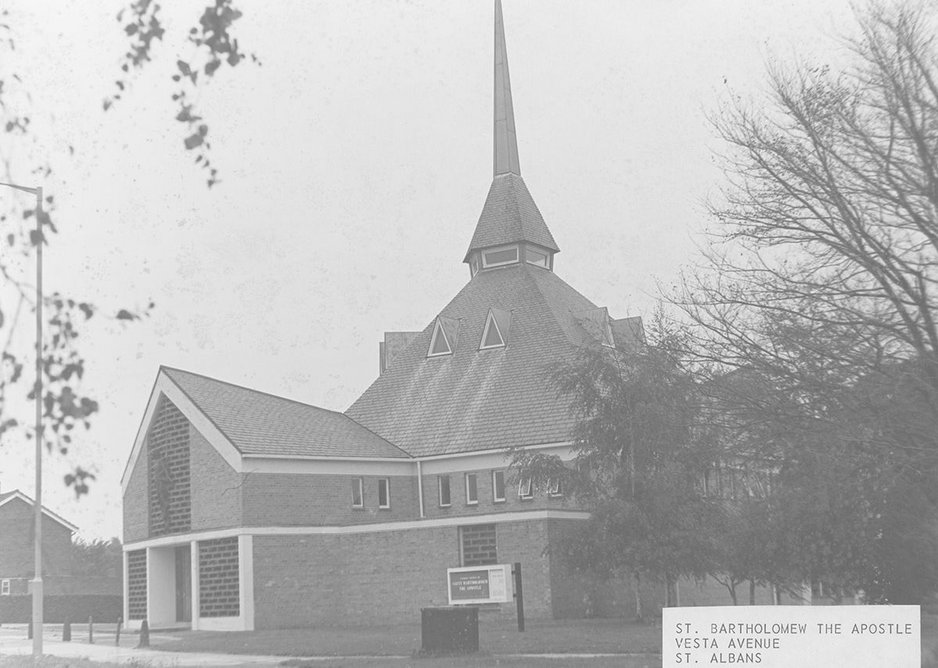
top-left (428, 321), bottom-right (452, 356)
top-left (428, 317), bottom-right (459, 358)
top-left (525, 247), bottom-right (549, 269)
top-left (482, 245), bottom-right (519, 269)
top-left (480, 308), bottom-right (510, 350)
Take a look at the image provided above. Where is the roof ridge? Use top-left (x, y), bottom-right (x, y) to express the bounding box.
top-left (523, 266), bottom-right (594, 347)
top-left (161, 365), bottom-right (344, 417)
top-left (162, 366), bottom-right (412, 459)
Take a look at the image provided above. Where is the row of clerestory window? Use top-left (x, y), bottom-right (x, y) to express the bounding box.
top-left (438, 470), bottom-right (562, 507)
top-left (427, 309), bottom-right (510, 357)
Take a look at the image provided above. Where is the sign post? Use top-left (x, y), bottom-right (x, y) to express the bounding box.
top-left (512, 562), bottom-right (524, 632)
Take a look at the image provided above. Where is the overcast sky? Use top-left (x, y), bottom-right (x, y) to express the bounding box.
top-left (0, 0), bottom-right (862, 540)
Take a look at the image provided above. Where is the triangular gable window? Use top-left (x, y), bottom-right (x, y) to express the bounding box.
top-left (428, 319), bottom-right (452, 357)
top-left (480, 308), bottom-right (510, 349)
top-left (577, 307), bottom-right (615, 348)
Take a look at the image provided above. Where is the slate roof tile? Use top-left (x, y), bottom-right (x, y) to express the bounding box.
top-left (162, 367), bottom-right (410, 459)
top-left (464, 174), bottom-right (560, 260)
top-left (345, 263), bottom-right (603, 457)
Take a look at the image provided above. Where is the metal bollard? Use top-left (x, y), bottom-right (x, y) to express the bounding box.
top-left (63, 620), bottom-right (72, 642)
top-left (115, 615), bottom-right (122, 645)
top-left (137, 619), bottom-right (150, 648)
top-left (88, 615), bottom-right (94, 644)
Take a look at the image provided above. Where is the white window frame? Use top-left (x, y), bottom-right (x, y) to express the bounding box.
top-left (492, 470), bottom-right (506, 503)
top-left (0, 579), bottom-right (9, 596)
top-left (438, 475), bottom-right (451, 507)
top-left (525, 246), bottom-right (550, 268)
top-left (479, 311), bottom-right (505, 350)
top-left (378, 478), bottom-right (391, 509)
top-left (518, 477), bottom-right (533, 500)
top-left (427, 319), bottom-right (453, 358)
top-left (547, 477), bottom-right (563, 497)
top-left (481, 245), bottom-right (519, 269)
top-left (351, 477), bottom-right (364, 508)
top-left (465, 473), bottom-right (479, 505)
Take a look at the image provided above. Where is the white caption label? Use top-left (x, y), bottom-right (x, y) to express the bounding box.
top-left (663, 605), bottom-right (920, 667)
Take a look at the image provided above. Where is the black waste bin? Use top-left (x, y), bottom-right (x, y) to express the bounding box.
top-left (420, 606), bottom-right (479, 654)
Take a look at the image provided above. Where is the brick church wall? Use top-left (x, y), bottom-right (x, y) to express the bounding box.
top-left (251, 516), bottom-right (563, 628)
top-left (126, 549), bottom-right (147, 620)
top-left (198, 537), bottom-right (240, 617)
top-left (242, 473), bottom-right (418, 527)
top-left (189, 427), bottom-right (242, 532)
top-left (123, 448), bottom-right (149, 543)
top-left (124, 394), bottom-right (244, 542)
top-left (147, 398), bottom-right (191, 536)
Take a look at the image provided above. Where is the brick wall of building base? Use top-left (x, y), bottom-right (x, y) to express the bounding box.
top-left (253, 517), bottom-right (576, 628)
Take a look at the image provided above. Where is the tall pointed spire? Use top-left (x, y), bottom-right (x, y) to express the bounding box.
top-left (493, 0), bottom-right (520, 177)
top-left (464, 0), bottom-right (559, 269)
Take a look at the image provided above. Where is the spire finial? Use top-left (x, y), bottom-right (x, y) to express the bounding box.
top-left (493, 0), bottom-right (520, 177)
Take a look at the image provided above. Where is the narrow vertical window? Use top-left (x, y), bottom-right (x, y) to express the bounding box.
top-left (547, 478), bottom-right (563, 497)
top-left (492, 470), bottom-right (506, 503)
top-left (439, 475), bottom-right (451, 507)
top-left (378, 478), bottom-right (390, 509)
top-left (465, 473), bottom-right (478, 505)
top-left (518, 477), bottom-right (533, 500)
top-left (351, 477), bottom-right (364, 508)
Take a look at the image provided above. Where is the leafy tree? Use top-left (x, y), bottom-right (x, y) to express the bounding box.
top-left (70, 537), bottom-right (123, 578)
top-left (106, 0), bottom-right (259, 188)
top-left (512, 317), bottom-right (721, 615)
top-left (0, 1), bottom-right (258, 493)
top-left (672, 3), bottom-right (938, 603)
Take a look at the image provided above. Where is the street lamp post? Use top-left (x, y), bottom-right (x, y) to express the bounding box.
top-left (0, 181), bottom-right (44, 658)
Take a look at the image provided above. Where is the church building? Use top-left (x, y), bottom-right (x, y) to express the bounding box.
top-left (121, 0), bottom-right (646, 630)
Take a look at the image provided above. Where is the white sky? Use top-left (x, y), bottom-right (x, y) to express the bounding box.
top-left (0, 0), bottom-right (862, 540)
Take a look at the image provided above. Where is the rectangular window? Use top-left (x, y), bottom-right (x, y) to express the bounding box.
top-left (351, 477), bottom-right (364, 508)
top-left (518, 477), bottom-right (533, 500)
top-left (492, 470), bottom-right (506, 503)
top-left (465, 473), bottom-right (478, 505)
top-left (0, 579), bottom-right (9, 596)
top-left (525, 247), bottom-right (549, 268)
top-left (378, 478), bottom-right (390, 509)
top-left (460, 524), bottom-right (497, 566)
top-left (548, 478), bottom-right (563, 497)
top-left (438, 475), bottom-right (451, 507)
top-left (482, 246), bottom-right (519, 268)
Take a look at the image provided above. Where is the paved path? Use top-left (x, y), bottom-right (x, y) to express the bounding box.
top-left (0, 632), bottom-right (296, 666)
top-left (0, 629), bottom-right (661, 667)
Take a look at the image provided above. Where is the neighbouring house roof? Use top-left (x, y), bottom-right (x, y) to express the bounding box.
top-left (0, 490), bottom-right (79, 533)
top-left (346, 263), bottom-right (632, 457)
top-left (161, 367), bottom-right (411, 459)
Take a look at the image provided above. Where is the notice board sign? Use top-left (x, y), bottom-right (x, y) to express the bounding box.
top-left (663, 605), bottom-right (920, 667)
top-left (447, 564), bottom-right (511, 605)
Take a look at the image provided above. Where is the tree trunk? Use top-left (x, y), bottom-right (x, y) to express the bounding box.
top-left (749, 580), bottom-right (756, 605)
top-left (666, 574), bottom-right (678, 607)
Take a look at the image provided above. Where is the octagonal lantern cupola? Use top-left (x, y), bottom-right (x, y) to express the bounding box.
top-left (464, 0), bottom-right (560, 278)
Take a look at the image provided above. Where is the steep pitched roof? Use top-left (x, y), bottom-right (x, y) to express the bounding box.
top-left (464, 173), bottom-right (560, 260)
top-left (162, 367), bottom-right (410, 459)
top-left (346, 264), bottom-right (605, 456)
